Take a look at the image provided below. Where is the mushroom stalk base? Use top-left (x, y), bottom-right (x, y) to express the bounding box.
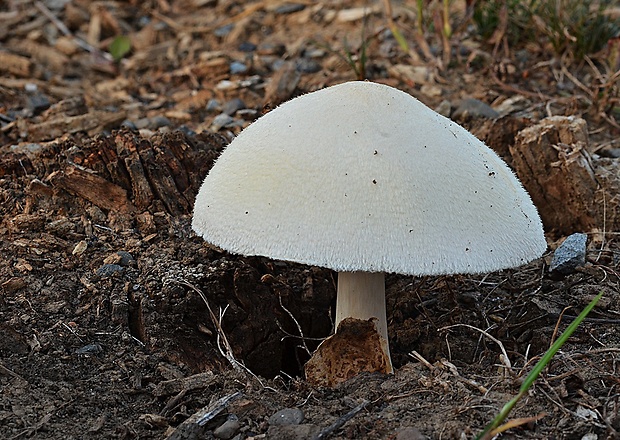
top-left (305, 271), bottom-right (393, 386)
top-left (336, 271), bottom-right (392, 373)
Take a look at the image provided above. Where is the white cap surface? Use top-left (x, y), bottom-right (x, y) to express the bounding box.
top-left (192, 81), bottom-right (546, 275)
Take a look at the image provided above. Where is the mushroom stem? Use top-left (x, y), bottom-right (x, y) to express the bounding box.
top-left (335, 271), bottom-right (393, 373)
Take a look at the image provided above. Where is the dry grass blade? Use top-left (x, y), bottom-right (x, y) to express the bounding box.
top-left (491, 412), bottom-right (546, 435)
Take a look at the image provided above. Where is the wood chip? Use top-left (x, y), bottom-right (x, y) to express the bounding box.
top-left (48, 166), bottom-right (136, 213)
top-left (18, 110), bottom-right (126, 142)
top-left (0, 50), bottom-right (32, 77)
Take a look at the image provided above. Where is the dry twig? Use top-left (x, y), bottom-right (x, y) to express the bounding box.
top-left (313, 399), bottom-right (369, 439)
top-left (177, 279), bottom-right (274, 390)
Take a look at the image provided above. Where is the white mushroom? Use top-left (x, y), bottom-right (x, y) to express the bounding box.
top-left (192, 81), bottom-right (546, 383)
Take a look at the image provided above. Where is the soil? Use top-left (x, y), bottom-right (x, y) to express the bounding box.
top-left (1, 1), bottom-right (620, 439)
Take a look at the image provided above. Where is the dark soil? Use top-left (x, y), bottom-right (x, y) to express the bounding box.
top-left (1, 1), bottom-right (620, 439)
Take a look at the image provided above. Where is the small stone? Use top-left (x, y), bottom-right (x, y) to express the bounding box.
top-left (134, 116), bottom-right (171, 130)
top-left (121, 120), bottom-right (137, 130)
top-left (214, 24), bottom-right (233, 37)
top-left (273, 3), bottom-right (305, 14)
top-left (222, 98), bottom-right (246, 116)
top-left (268, 408), bottom-right (304, 426)
top-left (230, 61), bottom-right (248, 75)
top-left (177, 125), bottom-right (196, 137)
top-left (295, 58), bottom-right (321, 74)
top-left (213, 415), bottom-right (240, 439)
top-left (452, 98), bottom-right (499, 120)
top-left (238, 42), bottom-right (257, 52)
top-left (116, 251), bottom-right (135, 266)
top-left (76, 343), bottom-right (103, 355)
top-left (96, 264), bottom-right (124, 278)
top-left (435, 100), bottom-right (452, 118)
top-left (24, 82), bottom-right (38, 93)
top-left (550, 233), bottom-right (587, 274)
top-left (206, 99), bottom-right (221, 112)
top-left (211, 113), bottom-right (235, 131)
top-left (150, 115), bottom-right (172, 129)
top-left (26, 93), bottom-right (51, 115)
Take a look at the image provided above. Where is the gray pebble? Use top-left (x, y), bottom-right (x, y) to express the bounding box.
top-left (239, 42), bottom-right (257, 52)
top-left (295, 58), bottom-right (321, 74)
top-left (121, 120), bottom-right (137, 130)
top-left (76, 343), bottom-right (103, 355)
top-left (134, 116), bottom-right (170, 130)
top-left (211, 113), bottom-right (235, 131)
top-left (273, 3), bottom-right (306, 14)
top-left (132, 117), bottom-right (150, 129)
top-left (206, 99), bottom-right (221, 112)
top-left (269, 408), bottom-right (304, 426)
top-left (96, 264), bottom-right (124, 278)
top-left (222, 98), bottom-right (246, 116)
top-left (214, 24), bottom-right (233, 37)
top-left (178, 125), bottom-right (196, 137)
top-left (26, 93), bottom-right (51, 114)
top-left (550, 233), bottom-right (587, 274)
top-left (435, 100), bottom-right (452, 118)
top-left (116, 251), bottom-right (134, 266)
top-left (150, 115), bottom-right (172, 129)
top-left (452, 98), bottom-right (499, 120)
top-left (213, 415), bottom-right (240, 439)
top-left (230, 61), bottom-right (248, 75)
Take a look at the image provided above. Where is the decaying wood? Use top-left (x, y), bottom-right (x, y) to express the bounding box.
top-left (511, 116), bottom-right (599, 235)
top-left (48, 165), bottom-right (135, 213)
top-left (1, 129), bottom-right (227, 217)
top-left (152, 372), bottom-right (217, 397)
top-left (0, 50), bottom-right (32, 77)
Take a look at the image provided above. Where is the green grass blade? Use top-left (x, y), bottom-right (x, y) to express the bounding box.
top-left (475, 290), bottom-right (604, 440)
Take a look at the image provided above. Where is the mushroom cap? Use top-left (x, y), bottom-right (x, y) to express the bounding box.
top-left (192, 81), bottom-right (546, 275)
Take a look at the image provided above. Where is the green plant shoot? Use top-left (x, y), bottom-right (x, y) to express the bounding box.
top-left (109, 35), bottom-right (131, 62)
top-left (476, 290), bottom-right (604, 440)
